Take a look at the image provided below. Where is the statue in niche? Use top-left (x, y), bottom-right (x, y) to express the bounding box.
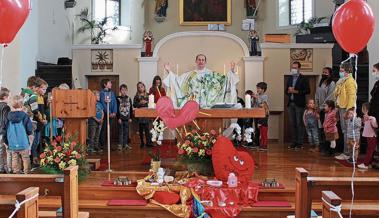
top-left (143, 30), bottom-right (154, 57)
top-left (155, 0), bottom-right (168, 22)
top-left (246, 0), bottom-right (257, 18)
top-left (249, 30), bottom-right (259, 56)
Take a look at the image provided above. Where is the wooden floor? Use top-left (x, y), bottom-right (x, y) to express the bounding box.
top-left (86, 143), bottom-right (379, 190)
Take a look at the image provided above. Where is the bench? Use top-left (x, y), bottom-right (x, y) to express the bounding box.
top-left (0, 187), bottom-right (39, 218)
top-left (0, 166), bottom-right (88, 218)
top-left (295, 167), bottom-right (379, 218)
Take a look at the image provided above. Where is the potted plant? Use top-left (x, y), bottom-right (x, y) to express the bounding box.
top-left (295, 16), bottom-right (328, 35)
top-left (148, 149), bottom-right (161, 173)
top-left (76, 8), bottom-right (118, 44)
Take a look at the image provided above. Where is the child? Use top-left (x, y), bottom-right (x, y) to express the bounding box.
top-left (149, 76), bottom-right (166, 103)
top-left (253, 82), bottom-right (269, 151)
top-left (0, 87), bottom-right (10, 173)
top-left (99, 79), bottom-right (117, 150)
top-left (345, 108), bottom-right (362, 163)
top-left (117, 84), bottom-right (133, 151)
top-left (303, 99), bottom-right (320, 152)
top-left (133, 82), bottom-right (151, 148)
top-left (358, 103), bottom-right (378, 169)
top-left (323, 100), bottom-right (339, 156)
top-left (5, 95), bottom-right (33, 174)
top-left (88, 90), bottom-right (104, 153)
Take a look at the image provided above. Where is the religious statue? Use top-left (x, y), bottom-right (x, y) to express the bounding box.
top-left (155, 0), bottom-right (168, 17)
top-left (249, 30), bottom-right (259, 56)
top-left (246, 0), bottom-right (257, 17)
top-left (143, 30), bottom-right (153, 57)
top-left (163, 54), bottom-right (239, 109)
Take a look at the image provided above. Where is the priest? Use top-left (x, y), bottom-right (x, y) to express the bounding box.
top-left (163, 54), bottom-right (239, 108)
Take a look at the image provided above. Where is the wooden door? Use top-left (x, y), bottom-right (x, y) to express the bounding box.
top-left (283, 75), bottom-right (318, 143)
top-left (87, 75), bottom-right (119, 142)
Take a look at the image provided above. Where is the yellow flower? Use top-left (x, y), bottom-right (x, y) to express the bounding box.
top-left (47, 157), bottom-right (53, 162)
top-left (59, 161), bottom-right (66, 170)
top-left (64, 143), bottom-right (70, 148)
top-left (68, 159), bottom-right (77, 166)
top-left (40, 159), bottom-right (46, 166)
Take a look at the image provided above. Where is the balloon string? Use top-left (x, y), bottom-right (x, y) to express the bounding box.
top-left (0, 45), bottom-right (5, 89)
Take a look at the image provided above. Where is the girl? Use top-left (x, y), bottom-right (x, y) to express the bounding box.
top-left (323, 100), bottom-right (339, 156)
top-left (149, 76), bottom-right (166, 103)
top-left (358, 103), bottom-right (378, 170)
top-left (303, 99), bottom-right (319, 152)
top-left (133, 82), bottom-right (151, 148)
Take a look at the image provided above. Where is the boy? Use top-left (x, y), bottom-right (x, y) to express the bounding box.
top-left (117, 84), bottom-right (133, 150)
top-left (88, 90), bottom-right (104, 153)
top-left (345, 108), bottom-right (361, 163)
top-left (31, 78), bottom-right (48, 166)
top-left (253, 82), bottom-right (269, 151)
top-left (5, 95), bottom-right (33, 174)
top-left (0, 87), bottom-right (10, 173)
top-left (99, 79), bottom-right (117, 150)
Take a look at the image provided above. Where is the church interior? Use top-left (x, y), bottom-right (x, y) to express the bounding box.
top-left (1, 0), bottom-right (379, 217)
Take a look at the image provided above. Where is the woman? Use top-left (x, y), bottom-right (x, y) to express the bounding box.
top-left (315, 67), bottom-right (336, 154)
top-left (149, 76), bottom-right (166, 103)
top-left (369, 63), bottom-right (379, 124)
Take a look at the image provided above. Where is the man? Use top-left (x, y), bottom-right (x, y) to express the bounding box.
top-left (286, 61), bottom-right (310, 149)
top-left (163, 54), bottom-right (239, 108)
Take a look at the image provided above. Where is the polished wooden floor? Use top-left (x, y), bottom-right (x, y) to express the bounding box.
top-left (86, 143), bottom-right (379, 190)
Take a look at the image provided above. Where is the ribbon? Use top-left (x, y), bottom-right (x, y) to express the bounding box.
top-left (8, 194), bottom-right (39, 218)
top-left (322, 197), bottom-right (343, 218)
top-left (0, 45), bottom-right (5, 88)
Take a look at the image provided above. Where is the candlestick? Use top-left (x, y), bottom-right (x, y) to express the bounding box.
top-left (245, 94), bottom-right (251, 109)
top-left (176, 64), bottom-right (179, 76)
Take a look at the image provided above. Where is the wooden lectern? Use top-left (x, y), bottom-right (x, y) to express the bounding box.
top-left (52, 89), bottom-right (96, 145)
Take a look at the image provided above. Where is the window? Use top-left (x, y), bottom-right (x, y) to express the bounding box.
top-left (278, 0), bottom-right (313, 27)
top-left (92, 0), bottom-right (121, 27)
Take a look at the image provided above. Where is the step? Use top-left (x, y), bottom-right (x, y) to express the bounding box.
top-left (87, 159), bottom-right (101, 171)
top-left (39, 211), bottom-right (89, 218)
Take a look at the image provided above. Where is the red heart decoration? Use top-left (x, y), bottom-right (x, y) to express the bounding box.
top-left (212, 136), bottom-right (254, 185)
top-left (0, 0), bottom-right (30, 44)
top-left (156, 97), bottom-right (199, 129)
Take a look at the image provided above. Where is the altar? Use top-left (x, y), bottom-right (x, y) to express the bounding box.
top-left (134, 108), bottom-right (265, 132)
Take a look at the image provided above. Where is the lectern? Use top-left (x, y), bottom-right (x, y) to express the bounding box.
top-left (52, 89), bottom-right (96, 145)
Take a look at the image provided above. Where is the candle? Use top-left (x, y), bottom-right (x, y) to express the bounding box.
top-left (236, 66), bottom-right (239, 75)
top-left (223, 64), bottom-right (226, 75)
top-left (245, 94), bottom-right (251, 109)
top-left (176, 64), bottom-right (179, 76)
top-left (148, 94), bottom-right (155, 109)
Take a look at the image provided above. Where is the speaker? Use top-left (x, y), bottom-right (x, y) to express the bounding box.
top-left (65, 0), bottom-right (76, 9)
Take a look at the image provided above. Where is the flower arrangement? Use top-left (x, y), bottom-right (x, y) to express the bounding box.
top-left (40, 135), bottom-right (89, 180)
top-left (150, 119), bottom-right (165, 145)
top-left (177, 129), bottom-right (218, 162)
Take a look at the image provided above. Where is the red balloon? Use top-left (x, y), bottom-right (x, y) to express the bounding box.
top-left (332, 0), bottom-right (375, 54)
top-left (0, 0), bottom-right (30, 44)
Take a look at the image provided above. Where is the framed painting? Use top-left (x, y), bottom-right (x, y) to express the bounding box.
top-left (91, 49), bottom-right (113, 72)
top-left (290, 48), bottom-right (313, 72)
top-left (180, 0), bottom-right (232, 25)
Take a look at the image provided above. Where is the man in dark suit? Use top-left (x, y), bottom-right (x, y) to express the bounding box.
top-left (286, 61), bottom-right (310, 149)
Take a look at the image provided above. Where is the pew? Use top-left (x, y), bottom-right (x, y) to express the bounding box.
top-left (0, 166), bottom-right (89, 218)
top-left (0, 187), bottom-right (39, 218)
top-left (322, 190), bottom-right (379, 218)
top-left (295, 167), bottom-right (379, 218)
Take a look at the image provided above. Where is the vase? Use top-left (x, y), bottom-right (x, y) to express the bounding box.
top-left (151, 160), bottom-right (161, 173)
top-left (186, 161), bottom-right (214, 177)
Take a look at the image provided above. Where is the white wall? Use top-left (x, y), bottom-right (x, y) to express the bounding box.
top-left (38, 0), bottom-right (74, 63)
top-left (368, 0), bottom-right (379, 96)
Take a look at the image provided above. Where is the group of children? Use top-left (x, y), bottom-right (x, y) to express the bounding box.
top-left (0, 76), bottom-right (51, 174)
top-left (237, 82), bottom-right (269, 151)
top-left (303, 98), bottom-right (377, 169)
top-left (87, 76), bottom-right (166, 153)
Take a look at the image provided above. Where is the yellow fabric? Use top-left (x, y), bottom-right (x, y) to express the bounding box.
top-left (334, 75), bottom-right (357, 110)
top-left (136, 179), bottom-right (192, 218)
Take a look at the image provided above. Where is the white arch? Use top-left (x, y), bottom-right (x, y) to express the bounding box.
top-left (153, 31), bottom-right (250, 57)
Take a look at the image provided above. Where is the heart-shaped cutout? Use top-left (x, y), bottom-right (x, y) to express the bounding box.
top-left (0, 0), bottom-right (30, 44)
top-left (156, 97), bottom-right (199, 129)
top-left (212, 136), bottom-right (255, 184)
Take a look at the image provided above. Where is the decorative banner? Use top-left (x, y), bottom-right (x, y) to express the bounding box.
top-left (332, 0), bottom-right (375, 54)
top-left (0, 0), bottom-right (30, 45)
top-left (290, 48), bottom-right (313, 72)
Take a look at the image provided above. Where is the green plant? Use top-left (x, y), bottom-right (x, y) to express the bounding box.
top-left (295, 16), bottom-right (328, 35)
top-left (148, 148), bottom-right (161, 161)
top-left (76, 8), bottom-right (118, 44)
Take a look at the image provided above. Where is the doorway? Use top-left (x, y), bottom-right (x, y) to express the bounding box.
top-left (283, 75), bottom-right (318, 143)
top-left (87, 75), bottom-right (120, 142)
